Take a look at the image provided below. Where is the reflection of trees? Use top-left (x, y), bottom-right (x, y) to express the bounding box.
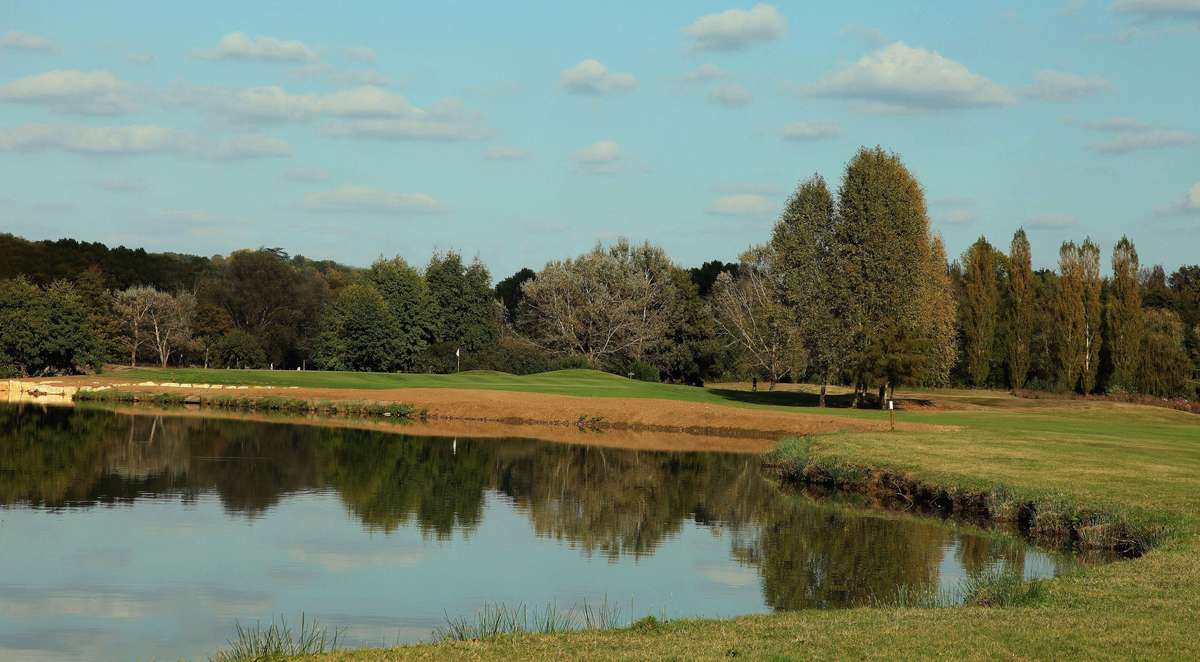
top-left (0, 406), bottom-right (1039, 610)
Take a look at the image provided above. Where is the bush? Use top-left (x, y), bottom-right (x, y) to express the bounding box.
top-left (626, 360), bottom-right (661, 383)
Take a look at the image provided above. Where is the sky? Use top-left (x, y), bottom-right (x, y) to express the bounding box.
top-left (2, 1), bottom-right (1198, 280)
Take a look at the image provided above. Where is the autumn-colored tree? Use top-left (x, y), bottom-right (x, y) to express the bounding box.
top-left (1054, 242), bottom-right (1086, 391)
top-left (1106, 237), bottom-right (1143, 390)
top-left (1006, 229), bottom-right (1034, 390)
top-left (917, 234), bottom-right (958, 387)
top-left (1080, 239), bottom-right (1102, 393)
top-left (771, 174), bottom-right (844, 405)
top-left (711, 245), bottom-right (804, 388)
top-left (961, 237), bottom-right (999, 386)
top-left (835, 147), bottom-right (938, 405)
top-left (1138, 308), bottom-right (1190, 396)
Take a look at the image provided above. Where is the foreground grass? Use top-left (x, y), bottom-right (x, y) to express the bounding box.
top-left (283, 385), bottom-right (1200, 660)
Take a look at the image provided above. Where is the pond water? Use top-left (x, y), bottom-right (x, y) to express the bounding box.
top-left (0, 404), bottom-right (1075, 661)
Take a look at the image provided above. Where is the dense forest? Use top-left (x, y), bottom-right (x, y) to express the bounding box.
top-left (2, 147), bottom-right (1197, 401)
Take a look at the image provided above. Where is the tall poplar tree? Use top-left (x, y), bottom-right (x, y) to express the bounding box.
top-left (835, 146), bottom-right (936, 405)
top-left (1055, 242), bottom-right (1086, 391)
top-left (1006, 229), bottom-right (1034, 390)
top-left (1080, 239), bottom-right (1103, 393)
top-left (917, 234), bottom-right (958, 386)
top-left (961, 237), bottom-right (999, 386)
top-left (1106, 236), bottom-right (1143, 390)
top-left (771, 174), bottom-right (843, 406)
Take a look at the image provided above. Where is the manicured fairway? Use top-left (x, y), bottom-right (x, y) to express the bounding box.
top-left (102, 368), bottom-right (1200, 659)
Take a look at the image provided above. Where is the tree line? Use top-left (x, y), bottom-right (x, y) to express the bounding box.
top-left (1, 147), bottom-right (1197, 401)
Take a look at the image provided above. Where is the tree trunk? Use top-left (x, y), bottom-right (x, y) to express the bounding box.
top-left (819, 381), bottom-right (827, 408)
top-left (877, 384), bottom-right (886, 409)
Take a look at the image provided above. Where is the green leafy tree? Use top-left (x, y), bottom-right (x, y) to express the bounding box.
top-left (1137, 308), bottom-right (1190, 397)
top-left (917, 234), bottom-right (958, 387)
top-left (835, 147), bottom-right (938, 405)
top-left (961, 237), bottom-right (1000, 386)
top-left (1106, 237), bottom-right (1143, 391)
top-left (426, 251), bottom-right (500, 352)
top-left (0, 278), bottom-right (101, 376)
top-left (315, 283), bottom-right (405, 372)
top-left (213, 329), bottom-right (267, 369)
top-left (771, 174), bottom-right (843, 405)
top-left (365, 257), bottom-right (435, 370)
top-left (1006, 229), bottom-right (1035, 390)
top-left (1054, 242), bottom-right (1087, 391)
top-left (495, 267), bottom-right (535, 324)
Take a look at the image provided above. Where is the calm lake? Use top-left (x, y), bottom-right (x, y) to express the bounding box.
top-left (1, 404), bottom-right (1074, 661)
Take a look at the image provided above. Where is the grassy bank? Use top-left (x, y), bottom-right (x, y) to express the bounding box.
top-left (74, 388), bottom-right (420, 420)
top-left (284, 386), bottom-right (1200, 660)
top-left (111, 367), bottom-right (886, 419)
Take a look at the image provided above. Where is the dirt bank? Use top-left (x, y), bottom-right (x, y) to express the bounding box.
top-left (29, 375), bottom-right (948, 442)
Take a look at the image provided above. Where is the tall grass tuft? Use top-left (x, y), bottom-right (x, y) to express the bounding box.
top-left (959, 569), bottom-right (1048, 607)
top-left (210, 614), bottom-right (342, 661)
top-left (432, 598), bottom-right (629, 642)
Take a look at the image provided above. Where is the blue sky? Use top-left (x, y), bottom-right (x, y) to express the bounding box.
top-left (2, 1), bottom-right (1198, 279)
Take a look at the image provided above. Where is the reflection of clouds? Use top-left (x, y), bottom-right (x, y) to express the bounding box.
top-left (0, 584), bottom-right (272, 621)
top-left (0, 626), bottom-right (116, 662)
top-left (695, 562), bottom-right (759, 588)
top-left (286, 544), bottom-right (425, 572)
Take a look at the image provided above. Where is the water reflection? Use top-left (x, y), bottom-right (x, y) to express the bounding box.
top-left (0, 405), bottom-right (1068, 661)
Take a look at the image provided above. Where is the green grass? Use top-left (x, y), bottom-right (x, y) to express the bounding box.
top-left (281, 378), bottom-right (1200, 661)
top-left (114, 367), bottom-right (887, 419)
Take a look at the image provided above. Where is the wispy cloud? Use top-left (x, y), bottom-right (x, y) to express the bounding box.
top-left (0, 70), bottom-right (138, 115)
top-left (573, 140), bottom-right (623, 175)
top-left (1068, 116), bottom-right (1197, 154)
top-left (193, 32), bottom-right (317, 62)
top-left (781, 120), bottom-right (842, 141)
top-left (0, 31), bottom-right (55, 52)
top-left (1028, 212), bottom-right (1079, 229)
top-left (0, 123), bottom-right (292, 160)
top-left (1024, 69), bottom-right (1110, 101)
top-left (483, 145), bottom-right (529, 161)
top-left (706, 193), bottom-right (776, 217)
top-left (708, 82), bottom-right (752, 107)
top-left (302, 185), bottom-right (448, 215)
top-left (1154, 181), bottom-right (1200, 217)
top-left (560, 59), bottom-right (637, 96)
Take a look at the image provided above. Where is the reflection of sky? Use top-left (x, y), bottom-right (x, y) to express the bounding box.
top-left (1, 488), bottom-right (1066, 661)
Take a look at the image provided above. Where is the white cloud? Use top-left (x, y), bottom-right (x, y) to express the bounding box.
top-left (1028, 213), bottom-right (1079, 229)
top-left (841, 24), bottom-right (890, 46)
top-left (573, 140), bottom-right (623, 175)
top-left (1069, 116), bottom-right (1197, 154)
top-left (193, 32), bottom-right (317, 62)
top-left (284, 167), bottom-right (331, 183)
top-left (796, 42), bottom-right (1016, 112)
top-left (1155, 181), bottom-right (1200, 216)
top-left (0, 70), bottom-right (137, 115)
top-left (781, 120), bottom-right (842, 141)
top-left (341, 46), bottom-right (377, 63)
top-left (1024, 69), bottom-right (1110, 100)
top-left (0, 31), bottom-right (55, 51)
top-left (289, 63), bottom-right (392, 86)
top-left (169, 84), bottom-right (490, 140)
top-left (939, 208), bottom-right (977, 225)
top-left (1112, 0), bottom-right (1200, 19)
top-left (708, 82), bottom-right (752, 107)
top-left (560, 59), bottom-right (637, 95)
top-left (302, 185), bottom-right (448, 215)
top-left (683, 4), bottom-right (787, 51)
top-left (680, 63), bottom-right (728, 82)
top-left (706, 193), bottom-right (775, 217)
top-left (127, 52), bottom-right (155, 65)
top-left (483, 145), bottom-right (529, 161)
top-left (0, 123), bottom-right (292, 160)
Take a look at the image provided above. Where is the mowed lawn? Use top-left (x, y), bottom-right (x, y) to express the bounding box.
top-left (114, 367), bottom-right (886, 420)
top-left (117, 368), bottom-right (1200, 659)
top-left (311, 399), bottom-right (1200, 660)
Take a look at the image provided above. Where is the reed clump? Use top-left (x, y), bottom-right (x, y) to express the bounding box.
top-left (432, 599), bottom-right (626, 642)
top-left (74, 389), bottom-right (418, 421)
top-left (210, 614), bottom-right (341, 661)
